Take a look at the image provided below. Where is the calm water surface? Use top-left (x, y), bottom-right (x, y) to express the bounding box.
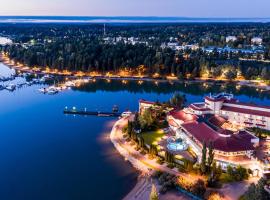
top-left (0, 63), bottom-right (270, 200)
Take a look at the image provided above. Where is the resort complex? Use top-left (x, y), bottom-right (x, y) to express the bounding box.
top-left (140, 93), bottom-right (270, 177)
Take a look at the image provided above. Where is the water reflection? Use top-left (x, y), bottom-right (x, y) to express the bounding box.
top-left (74, 79), bottom-right (270, 100)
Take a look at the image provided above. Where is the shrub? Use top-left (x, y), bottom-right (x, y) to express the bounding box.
top-left (191, 179), bottom-right (206, 197)
top-left (167, 163), bottom-right (175, 169)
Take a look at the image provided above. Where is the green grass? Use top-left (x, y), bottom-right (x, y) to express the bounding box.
top-left (141, 129), bottom-right (165, 145)
top-left (219, 173), bottom-right (235, 183)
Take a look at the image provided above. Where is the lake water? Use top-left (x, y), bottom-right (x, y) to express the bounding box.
top-left (0, 63), bottom-right (270, 200)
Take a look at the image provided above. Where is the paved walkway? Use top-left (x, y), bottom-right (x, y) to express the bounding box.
top-left (110, 116), bottom-right (201, 180)
top-left (218, 177), bottom-right (259, 200)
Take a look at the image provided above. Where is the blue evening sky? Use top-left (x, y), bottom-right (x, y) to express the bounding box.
top-left (0, 0), bottom-right (269, 18)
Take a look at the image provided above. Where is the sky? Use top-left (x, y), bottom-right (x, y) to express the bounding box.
top-left (0, 0), bottom-right (269, 18)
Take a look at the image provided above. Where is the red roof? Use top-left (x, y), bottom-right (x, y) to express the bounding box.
top-left (256, 124), bottom-right (266, 127)
top-left (139, 99), bottom-right (155, 105)
top-left (208, 115), bottom-right (227, 128)
top-left (221, 106), bottom-right (270, 118)
top-left (182, 122), bottom-right (256, 152)
top-left (170, 110), bottom-right (198, 123)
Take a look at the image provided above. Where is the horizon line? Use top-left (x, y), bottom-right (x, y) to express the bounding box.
top-left (0, 15), bottom-right (270, 19)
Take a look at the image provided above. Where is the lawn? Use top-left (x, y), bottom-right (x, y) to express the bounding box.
top-left (219, 173), bottom-right (235, 183)
top-left (141, 129), bottom-right (165, 145)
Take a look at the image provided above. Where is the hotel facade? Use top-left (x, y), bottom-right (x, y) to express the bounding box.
top-left (139, 93), bottom-right (270, 176)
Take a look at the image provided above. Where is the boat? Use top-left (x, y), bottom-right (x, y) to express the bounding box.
top-left (47, 89), bottom-right (58, 95)
top-left (38, 88), bottom-right (47, 93)
top-left (5, 84), bottom-right (16, 91)
top-left (47, 86), bottom-right (58, 95)
top-left (65, 81), bottom-right (76, 87)
top-left (121, 111), bottom-right (132, 117)
top-left (97, 113), bottom-right (112, 117)
top-left (112, 105), bottom-right (119, 113)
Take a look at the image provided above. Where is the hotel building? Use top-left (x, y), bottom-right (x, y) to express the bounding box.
top-left (139, 94), bottom-right (270, 176)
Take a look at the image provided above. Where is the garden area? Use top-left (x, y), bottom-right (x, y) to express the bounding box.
top-left (141, 129), bottom-right (165, 145)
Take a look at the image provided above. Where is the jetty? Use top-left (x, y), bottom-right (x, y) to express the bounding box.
top-left (63, 107), bottom-right (121, 117)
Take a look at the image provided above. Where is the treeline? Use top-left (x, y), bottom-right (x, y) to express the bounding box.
top-left (1, 23), bottom-right (270, 79)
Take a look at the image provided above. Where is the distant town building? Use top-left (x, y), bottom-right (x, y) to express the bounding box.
top-left (164, 42), bottom-right (199, 51)
top-left (167, 42), bottom-right (179, 49)
top-left (226, 36), bottom-right (237, 43)
top-left (0, 37), bottom-right (12, 45)
top-left (251, 37), bottom-right (263, 45)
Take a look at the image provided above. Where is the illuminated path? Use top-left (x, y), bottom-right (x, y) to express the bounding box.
top-left (110, 116), bottom-right (201, 178)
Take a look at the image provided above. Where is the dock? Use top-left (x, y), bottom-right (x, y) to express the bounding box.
top-left (63, 107), bottom-right (121, 117)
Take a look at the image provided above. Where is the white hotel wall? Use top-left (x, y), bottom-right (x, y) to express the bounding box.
top-left (205, 99), bottom-right (270, 130)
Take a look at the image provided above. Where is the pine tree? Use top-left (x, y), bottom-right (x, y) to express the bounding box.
top-left (201, 141), bottom-right (207, 174)
top-left (208, 141), bottom-right (215, 169)
top-left (149, 184), bottom-right (159, 200)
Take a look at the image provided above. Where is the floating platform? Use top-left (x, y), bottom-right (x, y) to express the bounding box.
top-left (63, 109), bottom-right (121, 117)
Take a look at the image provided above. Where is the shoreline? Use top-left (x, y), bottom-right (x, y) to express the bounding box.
top-left (110, 116), bottom-right (203, 200)
top-left (1, 55), bottom-right (270, 92)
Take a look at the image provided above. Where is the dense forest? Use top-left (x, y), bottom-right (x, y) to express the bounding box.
top-left (1, 23), bottom-right (270, 80)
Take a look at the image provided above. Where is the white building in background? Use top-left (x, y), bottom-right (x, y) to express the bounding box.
top-left (251, 37), bottom-right (263, 45)
top-left (226, 36), bottom-right (237, 43)
top-left (0, 37), bottom-right (12, 45)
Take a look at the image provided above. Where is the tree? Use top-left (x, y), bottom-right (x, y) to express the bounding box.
top-left (165, 151), bottom-right (174, 163)
top-left (226, 165), bottom-right (249, 181)
top-left (261, 67), bottom-right (270, 80)
top-left (139, 108), bottom-right (155, 130)
top-left (207, 162), bottom-right (222, 187)
top-left (243, 178), bottom-right (270, 200)
top-left (234, 166), bottom-right (249, 181)
top-left (149, 184), bottom-right (159, 200)
top-left (224, 69), bottom-right (237, 80)
top-left (133, 112), bottom-right (141, 132)
top-left (201, 141), bottom-right (207, 174)
top-left (191, 179), bottom-right (206, 197)
top-left (208, 141), bottom-right (215, 169)
top-left (169, 93), bottom-right (186, 108)
top-left (150, 144), bottom-right (158, 156)
top-left (127, 120), bottom-right (134, 138)
top-left (138, 137), bottom-right (145, 149)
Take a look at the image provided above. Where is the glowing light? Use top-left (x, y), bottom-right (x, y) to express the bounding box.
top-left (138, 80), bottom-right (143, 85)
top-left (153, 73), bottom-right (160, 78)
top-left (122, 80), bottom-right (128, 84)
top-left (75, 71), bottom-right (85, 77)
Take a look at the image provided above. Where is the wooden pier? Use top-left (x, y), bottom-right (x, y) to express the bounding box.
top-left (63, 108), bottom-right (121, 117)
